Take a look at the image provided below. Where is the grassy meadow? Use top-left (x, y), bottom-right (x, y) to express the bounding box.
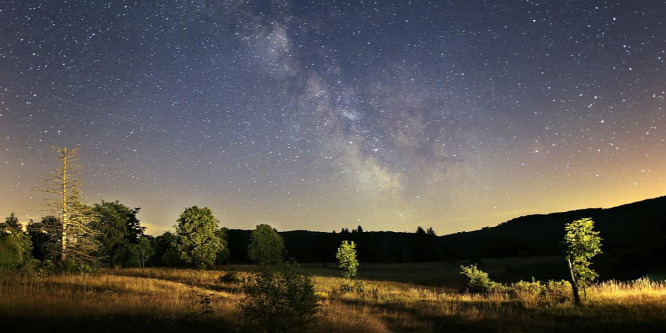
top-left (2, 258), bottom-right (666, 332)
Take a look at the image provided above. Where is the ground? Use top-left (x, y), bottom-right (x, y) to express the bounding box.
top-left (1, 257), bottom-right (665, 332)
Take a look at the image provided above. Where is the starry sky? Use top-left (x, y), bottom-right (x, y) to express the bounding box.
top-left (1, 1), bottom-right (664, 235)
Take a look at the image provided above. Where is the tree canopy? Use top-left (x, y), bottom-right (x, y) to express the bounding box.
top-left (91, 201), bottom-right (144, 267)
top-left (175, 206), bottom-right (223, 268)
top-left (0, 213), bottom-right (32, 270)
top-left (248, 224), bottom-right (285, 265)
top-left (563, 217), bottom-right (602, 305)
top-left (336, 240), bottom-right (359, 282)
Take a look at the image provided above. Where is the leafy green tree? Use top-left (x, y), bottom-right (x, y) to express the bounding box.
top-left (91, 201), bottom-right (144, 267)
top-left (563, 217), bottom-right (602, 306)
top-left (0, 213), bottom-right (32, 270)
top-left (459, 264), bottom-right (496, 294)
top-left (175, 206), bottom-right (222, 268)
top-left (248, 224), bottom-right (285, 265)
top-left (239, 263), bottom-right (318, 332)
top-left (336, 240), bottom-right (359, 283)
top-left (129, 237), bottom-right (154, 269)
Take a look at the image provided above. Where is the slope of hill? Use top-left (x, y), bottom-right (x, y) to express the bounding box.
top-left (224, 196), bottom-right (666, 279)
top-left (439, 196), bottom-right (666, 278)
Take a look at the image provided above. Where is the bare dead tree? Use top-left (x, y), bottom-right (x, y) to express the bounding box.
top-left (42, 146), bottom-right (102, 270)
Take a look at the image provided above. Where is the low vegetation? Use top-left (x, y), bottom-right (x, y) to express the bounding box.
top-left (239, 263), bottom-right (318, 332)
top-left (2, 261), bottom-right (666, 332)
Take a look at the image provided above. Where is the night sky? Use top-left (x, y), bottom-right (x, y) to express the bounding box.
top-left (1, 1), bottom-right (664, 235)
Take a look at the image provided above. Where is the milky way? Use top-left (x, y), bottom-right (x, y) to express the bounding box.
top-left (1, 1), bottom-right (664, 234)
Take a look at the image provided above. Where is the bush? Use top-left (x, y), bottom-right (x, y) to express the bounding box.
top-left (239, 263), bottom-right (318, 332)
top-left (543, 280), bottom-right (571, 304)
top-left (507, 279), bottom-right (570, 306)
top-left (37, 259), bottom-right (56, 277)
top-left (64, 261), bottom-right (93, 276)
top-left (459, 264), bottom-right (496, 293)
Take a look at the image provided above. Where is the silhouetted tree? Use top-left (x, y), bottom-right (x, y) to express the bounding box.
top-left (27, 216), bottom-right (60, 261)
top-left (91, 201), bottom-right (143, 267)
top-left (215, 227), bottom-right (230, 265)
top-left (3, 213), bottom-right (21, 233)
top-left (411, 226), bottom-right (439, 261)
top-left (151, 231), bottom-right (182, 267)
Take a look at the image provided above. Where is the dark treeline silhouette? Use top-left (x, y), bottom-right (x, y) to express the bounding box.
top-left (11, 195), bottom-right (660, 279)
top-left (214, 196), bottom-right (666, 280)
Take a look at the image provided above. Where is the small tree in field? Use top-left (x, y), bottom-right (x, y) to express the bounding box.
top-left (563, 217), bottom-right (602, 306)
top-left (248, 224), bottom-right (285, 265)
top-left (239, 263), bottom-right (318, 332)
top-left (459, 264), bottom-right (496, 294)
top-left (129, 237), bottom-right (154, 269)
top-left (175, 206), bottom-right (222, 268)
top-left (336, 240), bottom-right (358, 284)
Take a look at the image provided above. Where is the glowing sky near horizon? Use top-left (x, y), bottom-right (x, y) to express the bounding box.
top-left (1, 1), bottom-right (664, 235)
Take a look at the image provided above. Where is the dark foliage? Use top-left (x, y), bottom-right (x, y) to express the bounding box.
top-left (156, 196), bottom-right (666, 281)
top-left (91, 201), bottom-right (144, 267)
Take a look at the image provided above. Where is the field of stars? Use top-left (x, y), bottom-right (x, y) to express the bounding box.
top-left (1, 1), bottom-right (664, 235)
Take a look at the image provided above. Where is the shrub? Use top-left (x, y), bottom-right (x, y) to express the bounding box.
top-left (36, 259), bottom-right (56, 277)
top-left (508, 279), bottom-right (570, 306)
top-left (543, 280), bottom-right (571, 304)
top-left (239, 263), bottom-right (318, 332)
top-left (459, 264), bottom-right (496, 293)
top-left (336, 241), bottom-right (358, 283)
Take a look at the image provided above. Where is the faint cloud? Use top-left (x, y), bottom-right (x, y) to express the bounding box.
top-left (142, 222), bottom-right (173, 236)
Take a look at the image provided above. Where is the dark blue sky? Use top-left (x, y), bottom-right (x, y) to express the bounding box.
top-left (1, 1), bottom-right (664, 234)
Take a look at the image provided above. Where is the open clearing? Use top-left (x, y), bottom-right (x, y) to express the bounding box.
top-left (2, 258), bottom-right (666, 332)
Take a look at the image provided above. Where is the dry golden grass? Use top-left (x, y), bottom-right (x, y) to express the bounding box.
top-left (2, 266), bottom-right (666, 332)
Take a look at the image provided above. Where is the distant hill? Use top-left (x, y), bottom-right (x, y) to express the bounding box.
top-left (225, 196), bottom-right (666, 279)
top-left (439, 196), bottom-right (666, 279)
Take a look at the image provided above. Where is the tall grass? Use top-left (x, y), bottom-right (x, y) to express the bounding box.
top-left (1, 267), bottom-right (666, 332)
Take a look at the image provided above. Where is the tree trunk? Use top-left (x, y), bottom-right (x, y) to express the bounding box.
top-left (61, 147), bottom-right (68, 262)
top-left (567, 258), bottom-right (581, 306)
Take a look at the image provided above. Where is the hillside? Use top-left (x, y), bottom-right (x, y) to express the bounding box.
top-left (440, 196), bottom-right (666, 278)
top-left (225, 196), bottom-right (666, 279)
